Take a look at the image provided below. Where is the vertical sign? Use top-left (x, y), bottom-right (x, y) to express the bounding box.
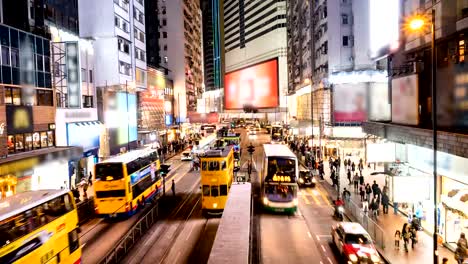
top-left (66, 42), bottom-right (80, 108)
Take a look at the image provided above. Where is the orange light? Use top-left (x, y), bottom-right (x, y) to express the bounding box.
top-left (408, 17), bottom-right (425, 31)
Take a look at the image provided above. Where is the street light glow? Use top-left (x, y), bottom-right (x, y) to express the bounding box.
top-left (408, 17), bottom-right (425, 31)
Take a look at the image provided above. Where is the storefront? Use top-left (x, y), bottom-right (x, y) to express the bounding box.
top-left (0, 146), bottom-right (82, 200)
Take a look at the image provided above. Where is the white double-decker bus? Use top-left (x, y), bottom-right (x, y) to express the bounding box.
top-left (261, 144), bottom-right (299, 214)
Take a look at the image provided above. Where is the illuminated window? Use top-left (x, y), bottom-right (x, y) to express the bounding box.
top-left (459, 40), bottom-right (465, 63)
top-left (7, 135), bottom-right (14, 153)
top-left (47, 131), bottom-right (54, 147)
top-left (25, 133), bottom-right (33, 150)
top-left (15, 134), bottom-right (24, 151)
top-left (4, 87), bottom-right (21, 105)
top-left (33, 132), bottom-right (40, 148)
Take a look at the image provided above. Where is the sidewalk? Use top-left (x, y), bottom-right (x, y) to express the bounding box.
top-left (319, 159), bottom-right (454, 264)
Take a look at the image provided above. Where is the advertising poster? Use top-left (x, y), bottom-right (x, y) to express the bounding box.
top-left (6, 105), bottom-right (33, 134)
top-left (333, 83), bottom-right (367, 122)
top-left (105, 92), bottom-right (138, 148)
top-left (139, 73), bottom-right (165, 131)
top-left (393, 176), bottom-right (431, 202)
top-left (366, 143), bottom-right (396, 163)
top-left (368, 82), bottom-right (391, 121)
top-left (224, 58), bottom-right (279, 109)
top-left (391, 74), bottom-right (419, 125)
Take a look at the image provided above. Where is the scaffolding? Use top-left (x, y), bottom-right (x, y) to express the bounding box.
top-left (51, 42), bottom-right (68, 108)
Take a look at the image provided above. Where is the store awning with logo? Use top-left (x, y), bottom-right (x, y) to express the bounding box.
top-left (67, 121), bottom-right (102, 152)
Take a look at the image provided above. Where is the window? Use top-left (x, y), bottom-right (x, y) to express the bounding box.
top-left (164, 56), bottom-right (168, 63)
top-left (118, 38), bottom-right (130, 54)
top-left (115, 16), bottom-right (120, 27)
top-left (25, 133), bottom-right (33, 150)
top-left (140, 32), bottom-right (145, 43)
top-left (81, 68), bottom-right (87, 82)
top-left (36, 89), bottom-right (53, 106)
top-left (33, 132), bottom-right (40, 148)
top-left (208, 161), bottom-right (219, 171)
top-left (122, 21), bottom-right (129, 33)
top-left (134, 28), bottom-right (145, 43)
top-left (164, 45), bottom-right (167, 51)
top-left (15, 134), bottom-right (24, 151)
top-left (89, 69), bottom-right (93, 83)
top-left (342, 14), bottom-right (348, 25)
top-left (40, 132), bottom-right (48, 148)
top-left (47, 131), bottom-right (54, 147)
top-left (163, 32), bottom-right (167, 38)
top-left (36, 54), bottom-right (43, 71)
top-left (83, 95), bottom-right (93, 108)
top-left (4, 87), bottom-right (21, 105)
top-left (459, 40), bottom-right (465, 63)
top-left (342, 36), bottom-right (349, 47)
top-left (114, 0), bottom-right (129, 11)
top-left (211, 186), bottom-right (219, 197)
top-left (133, 8), bottom-right (144, 24)
top-left (7, 135), bottom-right (14, 153)
top-left (11, 48), bottom-right (19, 68)
top-left (162, 19), bottom-right (167, 26)
top-left (221, 161), bottom-right (227, 170)
top-left (29, 0), bottom-right (35, 20)
top-left (119, 61), bottom-right (131, 75)
top-left (2, 46), bottom-right (10, 66)
top-left (203, 185), bottom-right (210, 196)
top-left (220, 185), bottom-right (228, 196)
top-left (136, 0), bottom-right (143, 4)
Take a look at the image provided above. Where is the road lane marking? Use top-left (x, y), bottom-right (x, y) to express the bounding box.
top-left (186, 222), bottom-right (195, 241)
top-left (316, 235), bottom-right (320, 241)
top-left (307, 231), bottom-right (312, 238)
top-left (173, 251), bottom-right (182, 263)
top-left (307, 188), bottom-right (321, 205)
top-left (316, 185), bottom-right (331, 206)
top-left (321, 245), bottom-right (326, 252)
top-left (327, 257), bottom-right (333, 264)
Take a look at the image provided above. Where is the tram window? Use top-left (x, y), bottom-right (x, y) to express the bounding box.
top-left (202, 162), bottom-right (207, 171)
top-left (211, 186), bottom-right (219, 197)
top-left (202, 185), bottom-right (210, 196)
top-left (208, 161), bottom-right (219, 171)
top-left (220, 185), bottom-right (228, 195)
top-left (221, 161), bottom-right (227, 170)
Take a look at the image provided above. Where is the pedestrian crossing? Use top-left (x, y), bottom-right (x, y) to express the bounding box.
top-left (299, 185), bottom-right (331, 206)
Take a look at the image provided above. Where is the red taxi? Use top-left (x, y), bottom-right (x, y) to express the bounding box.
top-left (331, 222), bottom-right (382, 264)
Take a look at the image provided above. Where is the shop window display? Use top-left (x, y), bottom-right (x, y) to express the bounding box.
top-left (47, 131), bottom-right (54, 147)
top-left (15, 134), bottom-right (24, 151)
top-left (7, 135), bottom-right (14, 153)
top-left (40, 132), bottom-right (47, 148)
top-left (441, 177), bottom-right (468, 247)
top-left (25, 133), bottom-right (33, 151)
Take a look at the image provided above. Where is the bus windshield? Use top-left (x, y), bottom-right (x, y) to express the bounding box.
top-left (266, 158), bottom-right (296, 181)
top-left (265, 184), bottom-right (296, 202)
top-left (95, 163), bottom-right (124, 181)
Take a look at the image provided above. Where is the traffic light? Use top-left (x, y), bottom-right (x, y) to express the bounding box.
top-left (247, 144), bottom-right (255, 154)
top-left (160, 164), bottom-right (171, 177)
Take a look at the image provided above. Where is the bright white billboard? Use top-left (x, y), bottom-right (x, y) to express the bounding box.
top-left (393, 176), bottom-right (431, 202)
top-left (366, 143), bottom-right (396, 163)
top-left (369, 82), bottom-right (391, 121)
top-left (370, 0), bottom-right (400, 58)
top-left (391, 74), bottom-right (419, 125)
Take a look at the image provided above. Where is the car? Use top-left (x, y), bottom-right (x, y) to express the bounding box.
top-left (181, 151), bottom-right (193, 161)
top-left (298, 167), bottom-right (316, 187)
top-left (248, 129), bottom-right (257, 135)
top-left (331, 222), bottom-right (382, 264)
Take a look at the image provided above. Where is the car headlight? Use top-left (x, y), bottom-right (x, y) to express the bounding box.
top-left (348, 254), bottom-right (358, 262)
top-left (263, 197), bottom-right (269, 205)
top-left (293, 198), bottom-right (298, 206)
top-left (371, 254), bottom-right (380, 263)
top-left (299, 178), bottom-right (304, 183)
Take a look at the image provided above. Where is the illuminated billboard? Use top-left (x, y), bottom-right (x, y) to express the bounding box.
top-left (333, 83), bottom-right (367, 123)
top-left (224, 58), bottom-right (279, 109)
top-left (369, 0), bottom-right (400, 58)
top-left (391, 74), bottom-right (419, 125)
top-left (105, 92), bottom-right (138, 147)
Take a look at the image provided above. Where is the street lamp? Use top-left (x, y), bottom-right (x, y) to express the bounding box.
top-left (407, 10), bottom-right (438, 264)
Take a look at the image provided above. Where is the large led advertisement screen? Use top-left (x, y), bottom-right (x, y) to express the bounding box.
top-left (391, 74), bottom-right (419, 125)
top-left (333, 83), bottom-right (367, 123)
top-left (105, 92), bottom-right (138, 147)
top-left (224, 58), bottom-right (279, 109)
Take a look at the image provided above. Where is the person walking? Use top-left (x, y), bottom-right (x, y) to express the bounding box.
top-left (410, 224), bottom-right (418, 249)
top-left (455, 233), bottom-right (468, 264)
top-left (347, 169), bottom-right (352, 185)
top-left (362, 197), bottom-right (369, 214)
top-left (171, 179), bottom-right (176, 197)
top-left (372, 180), bottom-right (379, 197)
top-left (88, 171), bottom-right (93, 186)
top-left (365, 184), bottom-right (372, 202)
top-left (351, 162), bottom-right (356, 173)
top-left (342, 188), bottom-right (351, 203)
top-left (359, 173), bottom-right (364, 186)
top-left (359, 186), bottom-right (365, 202)
top-left (402, 223), bottom-right (411, 252)
top-left (353, 173), bottom-right (359, 193)
top-left (381, 191), bottom-right (389, 214)
top-left (371, 197), bottom-right (379, 219)
top-left (394, 230), bottom-right (401, 250)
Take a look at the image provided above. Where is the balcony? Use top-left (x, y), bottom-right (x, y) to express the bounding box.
top-left (456, 8), bottom-right (468, 31)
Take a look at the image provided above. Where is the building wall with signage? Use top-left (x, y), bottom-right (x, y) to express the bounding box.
top-left (55, 108), bottom-right (99, 147)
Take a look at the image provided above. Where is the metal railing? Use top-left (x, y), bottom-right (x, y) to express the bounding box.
top-left (99, 201), bottom-right (159, 264)
top-left (77, 197), bottom-right (95, 225)
top-left (343, 199), bottom-right (386, 250)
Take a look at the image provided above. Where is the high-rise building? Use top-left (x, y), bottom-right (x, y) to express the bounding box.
top-left (223, 0), bottom-right (287, 122)
top-left (79, 0), bottom-right (147, 155)
top-left (287, 0), bottom-right (386, 157)
top-left (363, 0), bottom-right (468, 246)
top-left (158, 0), bottom-right (203, 122)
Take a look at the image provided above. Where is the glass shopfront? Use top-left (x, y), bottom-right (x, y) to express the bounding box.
top-left (7, 130), bottom-right (55, 154)
top-left (441, 177), bottom-right (468, 247)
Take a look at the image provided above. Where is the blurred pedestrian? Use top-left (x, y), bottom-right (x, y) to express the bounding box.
top-left (342, 188), bottom-right (351, 203)
top-left (359, 173), bottom-right (364, 186)
top-left (347, 169), bottom-right (352, 185)
top-left (88, 171), bottom-right (93, 186)
top-left (381, 191), bottom-right (389, 214)
top-left (171, 179), bottom-right (176, 197)
top-left (455, 233), bottom-right (468, 264)
top-left (353, 173), bottom-right (359, 193)
top-left (365, 184), bottom-right (372, 202)
top-left (394, 230), bottom-right (401, 250)
top-left (351, 162), bottom-right (356, 173)
top-left (402, 223), bottom-right (411, 252)
top-left (362, 197), bottom-right (369, 214)
top-left (359, 186), bottom-right (365, 202)
top-left (371, 197), bottom-right (378, 219)
top-left (372, 180), bottom-right (379, 197)
top-left (410, 225), bottom-right (418, 249)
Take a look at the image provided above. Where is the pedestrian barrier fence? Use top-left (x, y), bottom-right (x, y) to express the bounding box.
top-left (77, 197), bottom-right (95, 225)
top-left (344, 198), bottom-right (386, 250)
top-left (99, 200), bottom-right (159, 264)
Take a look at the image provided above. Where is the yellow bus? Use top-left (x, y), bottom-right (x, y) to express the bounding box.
top-left (0, 190), bottom-right (81, 264)
top-left (94, 148), bottom-right (161, 218)
top-left (200, 147), bottom-right (234, 215)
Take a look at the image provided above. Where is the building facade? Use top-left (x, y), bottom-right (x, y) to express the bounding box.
top-left (223, 0), bottom-right (288, 123)
top-left (363, 0), bottom-right (468, 249)
top-left (158, 0), bottom-right (203, 123)
top-left (79, 0), bottom-right (147, 156)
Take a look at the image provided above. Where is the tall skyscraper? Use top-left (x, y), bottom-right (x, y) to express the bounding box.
top-left (157, 0), bottom-right (203, 122)
top-left (223, 0), bottom-right (287, 122)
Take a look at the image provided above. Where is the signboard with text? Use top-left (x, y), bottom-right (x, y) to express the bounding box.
top-left (6, 105), bottom-right (33, 134)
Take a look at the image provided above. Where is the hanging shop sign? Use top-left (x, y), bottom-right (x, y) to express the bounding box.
top-left (6, 105), bottom-right (33, 134)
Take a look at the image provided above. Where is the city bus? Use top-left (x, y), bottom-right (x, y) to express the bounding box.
top-left (261, 144), bottom-right (299, 214)
top-left (94, 148), bottom-right (161, 218)
top-left (0, 190), bottom-right (81, 264)
top-left (271, 124), bottom-right (284, 144)
top-left (200, 146), bottom-right (234, 215)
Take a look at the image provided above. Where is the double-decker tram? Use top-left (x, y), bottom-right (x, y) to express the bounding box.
top-left (94, 148), bottom-right (161, 218)
top-left (0, 190), bottom-right (81, 264)
top-left (261, 144), bottom-right (299, 214)
top-left (200, 147), bottom-right (234, 215)
top-left (271, 124), bottom-right (285, 144)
